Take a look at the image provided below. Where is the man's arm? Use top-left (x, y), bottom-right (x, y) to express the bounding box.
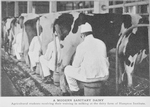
top-left (72, 45), bottom-right (84, 68)
top-left (29, 37), bottom-right (36, 52)
top-left (44, 41), bottom-right (54, 61)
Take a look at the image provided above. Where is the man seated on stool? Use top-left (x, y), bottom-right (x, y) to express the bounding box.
top-left (28, 35), bottom-right (42, 74)
top-left (64, 22), bottom-right (110, 96)
top-left (39, 32), bottom-right (61, 84)
top-left (13, 28), bottom-right (23, 60)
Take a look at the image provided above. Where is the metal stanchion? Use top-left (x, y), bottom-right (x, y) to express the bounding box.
top-left (148, 15), bottom-right (150, 96)
top-left (115, 43), bottom-right (119, 95)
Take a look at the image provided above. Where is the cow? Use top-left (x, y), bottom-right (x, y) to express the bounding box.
top-left (54, 12), bottom-right (142, 72)
top-left (53, 12), bottom-right (143, 94)
top-left (20, 14), bottom-right (41, 66)
top-left (117, 17), bottom-right (149, 87)
top-left (30, 13), bottom-right (60, 75)
top-left (9, 17), bottom-right (24, 58)
top-left (39, 13), bottom-right (60, 55)
top-left (54, 12), bottom-right (82, 68)
top-left (1, 17), bottom-right (14, 54)
top-left (20, 13), bottom-right (62, 75)
top-left (1, 20), bottom-right (5, 48)
top-left (53, 12), bottom-right (82, 94)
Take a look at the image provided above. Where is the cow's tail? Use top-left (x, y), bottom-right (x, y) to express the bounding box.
top-left (116, 25), bottom-right (128, 94)
top-left (54, 33), bottom-right (58, 73)
top-left (36, 18), bottom-right (42, 55)
top-left (21, 27), bottom-right (25, 54)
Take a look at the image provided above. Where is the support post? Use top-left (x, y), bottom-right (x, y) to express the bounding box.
top-left (112, 0), bottom-right (116, 13)
top-left (14, 1), bottom-right (19, 17)
top-left (147, 5), bottom-right (150, 95)
top-left (128, 5), bottom-right (137, 14)
top-left (122, 0), bottom-right (126, 13)
top-left (49, 1), bottom-right (57, 13)
top-left (27, 1), bottom-right (33, 13)
top-left (94, 0), bottom-right (108, 14)
top-left (6, 2), bottom-right (8, 17)
top-left (116, 42), bottom-right (119, 95)
top-left (94, 1), bottom-right (100, 13)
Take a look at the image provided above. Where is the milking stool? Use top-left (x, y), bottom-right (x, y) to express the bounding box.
top-left (53, 71), bottom-right (60, 86)
top-left (83, 81), bottom-right (103, 96)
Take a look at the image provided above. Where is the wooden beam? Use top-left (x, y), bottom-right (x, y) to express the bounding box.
top-left (14, 1), bottom-right (19, 17)
top-left (49, 1), bottom-right (57, 13)
top-left (56, 8), bottom-right (93, 14)
top-left (6, 2), bottom-right (8, 17)
top-left (149, 5), bottom-right (150, 96)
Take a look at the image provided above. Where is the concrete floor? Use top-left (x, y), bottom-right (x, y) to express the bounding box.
top-left (1, 48), bottom-right (149, 96)
top-left (1, 69), bottom-right (21, 96)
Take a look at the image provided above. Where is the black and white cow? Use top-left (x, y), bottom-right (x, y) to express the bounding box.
top-left (21, 14), bottom-right (41, 65)
top-left (21, 13), bottom-right (59, 67)
top-left (72, 13), bottom-right (134, 51)
top-left (54, 12), bottom-right (142, 69)
top-left (9, 17), bottom-right (22, 55)
top-left (53, 12), bottom-right (143, 93)
top-left (1, 17), bottom-right (17, 54)
top-left (117, 17), bottom-right (149, 87)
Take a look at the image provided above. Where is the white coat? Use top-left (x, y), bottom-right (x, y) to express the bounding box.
top-left (28, 36), bottom-right (42, 68)
top-left (64, 35), bottom-right (109, 91)
top-left (40, 36), bottom-right (61, 77)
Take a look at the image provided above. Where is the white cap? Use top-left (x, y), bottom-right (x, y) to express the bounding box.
top-left (80, 22), bottom-right (92, 33)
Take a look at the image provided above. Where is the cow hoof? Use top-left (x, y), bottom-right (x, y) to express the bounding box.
top-left (118, 78), bottom-right (122, 84)
top-left (127, 84), bottom-right (133, 88)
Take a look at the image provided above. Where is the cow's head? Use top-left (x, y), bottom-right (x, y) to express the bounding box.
top-left (53, 12), bottom-right (82, 69)
top-left (119, 14), bottom-right (139, 36)
top-left (53, 13), bottom-right (74, 41)
top-left (122, 14), bottom-right (132, 29)
top-left (72, 13), bottom-right (87, 34)
top-left (18, 16), bottom-right (24, 29)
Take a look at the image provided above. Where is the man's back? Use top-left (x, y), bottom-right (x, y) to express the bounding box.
top-left (73, 35), bottom-right (109, 80)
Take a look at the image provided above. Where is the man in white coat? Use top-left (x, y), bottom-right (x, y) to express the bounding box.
top-left (28, 35), bottom-right (42, 73)
top-left (12, 23), bottom-right (23, 60)
top-left (39, 33), bottom-right (61, 83)
top-left (64, 22), bottom-right (110, 96)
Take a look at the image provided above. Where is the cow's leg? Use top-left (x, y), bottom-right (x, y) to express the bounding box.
top-left (60, 73), bottom-right (70, 94)
top-left (118, 56), bottom-right (124, 84)
top-left (117, 35), bottom-right (128, 84)
top-left (22, 28), bottom-right (30, 66)
top-left (124, 54), bottom-right (137, 87)
top-left (24, 51), bottom-right (30, 66)
top-left (8, 38), bottom-right (12, 55)
top-left (4, 34), bottom-right (8, 53)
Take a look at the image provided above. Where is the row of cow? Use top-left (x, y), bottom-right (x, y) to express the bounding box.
top-left (1, 12), bottom-right (149, 93)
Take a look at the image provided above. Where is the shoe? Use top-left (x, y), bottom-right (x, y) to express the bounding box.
top-left (70, 89), bottom-right (84, 96)
top-left (33, 66), bottom-right (36, 71)
top-left (78, 89), bottom-right (84, 96)
top-left (31, 71), bottom-right (36, 75)
top-left (44, 76), bottom-right (53, 84)
top-left (71, 90), bottom-right (80, 96)
top-left (62, 92), bottom-right (70, 96)
top-left (14, 56), bottom-right (17, 59)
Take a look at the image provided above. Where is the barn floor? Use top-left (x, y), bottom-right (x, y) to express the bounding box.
top-left (1, 49), bottom-right (150, 96)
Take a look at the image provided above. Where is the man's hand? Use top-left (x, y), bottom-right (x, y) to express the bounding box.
top-left (39, 49), bottom-right (43, 56)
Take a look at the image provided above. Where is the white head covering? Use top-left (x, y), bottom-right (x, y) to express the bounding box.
top-left (80, 22), bottom-right (92, 33)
